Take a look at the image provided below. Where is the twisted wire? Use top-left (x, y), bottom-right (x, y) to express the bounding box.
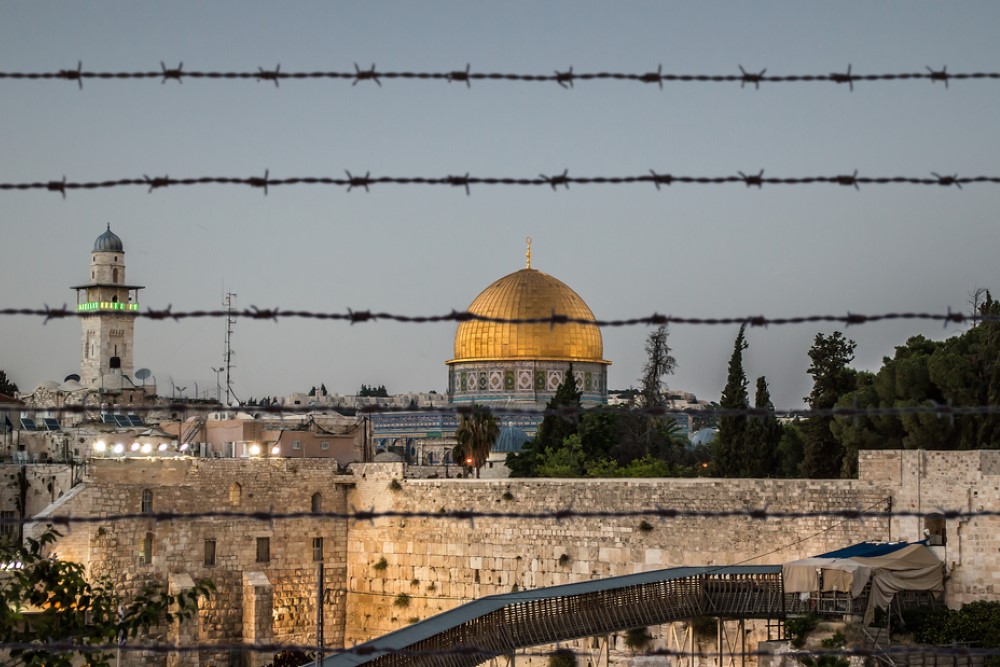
top-left (0, 171), bottom-right (993, 196)
top-left (0, 62), bottom-right (994, 89)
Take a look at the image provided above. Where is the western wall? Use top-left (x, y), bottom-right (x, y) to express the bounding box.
top-left (15, 449), bottom-right (1000, 666)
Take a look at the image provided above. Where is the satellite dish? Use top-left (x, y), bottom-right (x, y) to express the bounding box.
top-left (135, 368), bottom-right (151, 380)
top-left (64, 374), bottom-right (81, 382)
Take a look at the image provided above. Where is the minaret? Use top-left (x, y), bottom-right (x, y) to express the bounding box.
top-left (72, 224), bottom-right (144, 391)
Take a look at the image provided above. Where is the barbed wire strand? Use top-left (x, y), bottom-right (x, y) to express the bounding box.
top-left (12, 506), bottom-right (998, 530)
top-left (0, 63), bottom-right (996, 89)
top-left (11, 397), bottom-right (1000, 420)
top-left (0, 171), bottom-right (994, 196)
top-left (2, 637), bottom-right (998, 659)
top-left (3, 305), bottom-right (996, 326)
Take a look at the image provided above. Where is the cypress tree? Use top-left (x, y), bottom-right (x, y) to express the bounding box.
top-left (715, 325), bottom-right (749, 477)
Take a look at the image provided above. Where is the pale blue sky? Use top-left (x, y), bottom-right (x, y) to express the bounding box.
top-left (2, 2), bottom-right (998, 406)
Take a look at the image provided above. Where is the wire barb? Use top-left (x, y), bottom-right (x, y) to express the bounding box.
top-left (143, 174), bottom-right (171, 193)
top-left (541, 168), bottom-right (570, 190)
top-left (554, 66), bottom-right (574, 89)
top-left (926, 65), bottom-right (950, 88)
top-left (160, 61), bottom-right (184, 84)
top-left (248, 169), bottom-right (271, 195)
top-left (352, 62), bottom-right (381, 87)
top-left (739, 65), bottom-right (766, 89)
top-left (640, 64), bottom-right (664, 89)
top-left (447, 63), bottom-right (472, 88)
top-left (256, 64), bottom-right (281, 88)
top-left (345, 170), bottom-right (371, 192)
top-left (447, 173), bottom-right (472, 196)
top-left (738, 169), bottom-right (764, 188)
top-left (58, 60), bottom-right (84, 90)
top-left (831, 64), bottom-right (854, 92)
top-left (931, 172), bottom-right (962, 189)
top-left (47, 176), bottom-right (67, 198)
top-left (835, 170), bottom-right (860, 190)
top-left (648, 169), bottom-right (673, 190)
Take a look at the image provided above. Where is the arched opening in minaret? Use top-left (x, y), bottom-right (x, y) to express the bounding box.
top-left (112, 295), bottom-right (118, 303)
top-left (113, 268), bottom-right (118, 283)
top-left (110, 357), bottom-right (121, 369)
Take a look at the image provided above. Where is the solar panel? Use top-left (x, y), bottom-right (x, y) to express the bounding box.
top-left (127, 414), bottom-right (144, 427)
top-left (113, 415), bottom-right (130, 427)
top-left (42, 418), bottom-right (61, 431)
top-left (19, 418), bottom-right (37, 431)
top-left (101, 414), bottom-right (117, 424)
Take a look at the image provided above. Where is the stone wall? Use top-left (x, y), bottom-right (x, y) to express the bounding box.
top-left (27, 457), bottom-right (353, 666)
top-left (343, 464), bottom-right (890, 645)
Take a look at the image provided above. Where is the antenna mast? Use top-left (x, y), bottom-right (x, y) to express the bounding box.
top-left (223, 292), bottom-right (237, 406)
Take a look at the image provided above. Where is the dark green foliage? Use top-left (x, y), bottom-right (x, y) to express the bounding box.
top-left (358, 384), bottom-right (389, 397)
top-left (548, 648), bottom-right (578, 667)
top-left (904, 601), bottom-right (1000, 654)
top-left (0, 529), bottom-right (213, 667)
top-left (454, 405), bottom-right (500, 478)
top-left (638, 325), bottom-right (676, 408)
top-left (833, 293), bottom-right (1000, 462)
top-left (743, 377), bottom-right (781, 477)
top-left (715, 325), bottom-right (750, 477)
top-left (784, 613), bottom-right (819, 648)
top-left (267, 650), bottom-right (316, 667)
top-left (801, 332), bottom-right (857, 478)
top-left (0, 369), bottom-right (18, 395)
top-left (775, 421), bottom-right (806, 477)
top-left (624, 626), bottom-right (653, 652)
top-left (507, 367), bottom-right (582, 477)
top-left (308, 386), bottom-right (317, 396)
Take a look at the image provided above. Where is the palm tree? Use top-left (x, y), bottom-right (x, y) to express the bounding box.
top-left (454, 406), bottom-right (500, 478)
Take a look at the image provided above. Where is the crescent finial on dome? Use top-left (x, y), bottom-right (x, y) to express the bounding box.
top-left (525, 236), bottom-right (533, 269)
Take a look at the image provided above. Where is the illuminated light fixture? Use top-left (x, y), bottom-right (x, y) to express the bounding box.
top-left (249, 444), bottom-right (261, 457)
top-left (112, 443), bottom-right (125, 455)
top-left (179, 443), bottom-right (189, 452)
top-left (141, 443), bottom-right (153, 454)
top-left (271, 445), bottom-right (281, 455)
top-left (94, 440), bottom-right (107, 453)
top-left (130, 442), bottom-right (140, 452)
top-left (157, 443), bottom-right (168, 451)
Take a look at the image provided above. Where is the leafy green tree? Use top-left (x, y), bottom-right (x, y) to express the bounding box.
top-left (743, 377), bottom-right (781, 477)
top-left (775, 420), bottom-right (806, 477)
top-left (454, 405), bottom-right (500, 478)
top-left (801, 332), bottom-right (857, 478)
top-left (715, 325), bottom-right (750, 477)
top-left (0, 529), bottom-right (213, 667)
top-left (508, 366), bottom-right (582, 477)
top-left (0, 369), bottom-right (18, 396)
top-left (536, 434), bottom-right (589, 477)
top-left (638, 325), bottom-right (676, 408)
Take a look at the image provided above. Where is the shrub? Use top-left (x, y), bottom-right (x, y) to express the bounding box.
top-left (785, 613), bottom-right (819, 648)
top-left (373, 557), bottom-right (388, 571)
top-left (548, 648), bottom-right (577, 667)
top-left (393, 593), bottom-right (411, 608)
top-left (624, 627), bottom-right (653, 652)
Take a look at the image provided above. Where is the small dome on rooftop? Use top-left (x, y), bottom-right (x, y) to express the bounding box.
top-left (93, 223), bottom-right (123, 252)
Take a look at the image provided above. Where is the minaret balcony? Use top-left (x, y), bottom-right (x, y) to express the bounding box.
top-left (77, 301), bottom-right (139, 313)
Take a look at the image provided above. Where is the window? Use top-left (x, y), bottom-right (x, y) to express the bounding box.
top-left (292, 441), bottom-right (301, 450)
top-left (229, 482), bottom-right (241, 506)
top-left (140, 532), bottom-right (153, 565)
top-left (311, 492), bottom-right (322, 513)
top-left (204, 539), bottom-right (216, 567)
top-left (256, 537), bottom-right (270, 563)
top-left (321, 441), bottom-right (329, 450)
top-left (0, 510), bottom-right (15, 541)
top-left (313, 537), bottom-right (324, 562)
top-left (141, 489), bottom-right (153, 514)
top-left (924, 514), bottom-right (947, 546)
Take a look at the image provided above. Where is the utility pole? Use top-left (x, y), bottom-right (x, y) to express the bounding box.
top-left (223, 292), bottom-right (237, 406)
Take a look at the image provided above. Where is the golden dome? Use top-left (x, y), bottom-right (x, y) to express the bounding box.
top-left (449, 267), bottom-right (608, 364)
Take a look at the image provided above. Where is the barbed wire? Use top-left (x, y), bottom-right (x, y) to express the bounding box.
top-left (18, 505), bottom-right (1000, 530)
top-left (11, 398), bottom-right (1000, 420)
top-left (0, 62), bottom-right (996, 90)
top-left (1, 170), bottom-right (995, 196)
top-left (3, 304), bottom-right (995, 327)
top-left (1, 640), bottom-right (998, 660)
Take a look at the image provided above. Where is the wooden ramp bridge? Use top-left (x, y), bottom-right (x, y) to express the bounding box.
top-left (321, 565), bottom-right (786, 667)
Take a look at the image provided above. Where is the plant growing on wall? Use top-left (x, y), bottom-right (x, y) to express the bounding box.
top-left (547, 648), bottom-right (578, 667)
top-left (393, 593), bottom-right (411, 608)
top-left (0, 528), bottom-right (214, 667)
